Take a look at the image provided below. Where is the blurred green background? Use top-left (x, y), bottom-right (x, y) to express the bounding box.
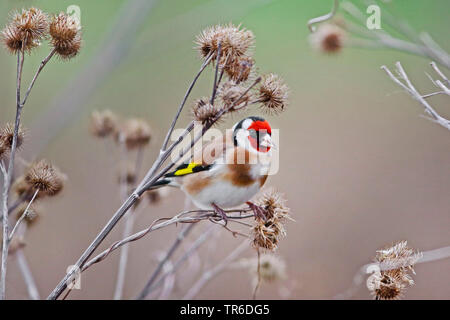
top-left (0, 0), bottom-right (449, 299)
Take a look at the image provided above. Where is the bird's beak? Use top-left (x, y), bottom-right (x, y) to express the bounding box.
top-left (260, 134), bottom-right (276, 150)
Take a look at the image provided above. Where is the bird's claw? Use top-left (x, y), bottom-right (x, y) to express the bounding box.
top-left (246, 201), bottom-right (267, 221)
top-left (212, 203), bottom-right (229, 226)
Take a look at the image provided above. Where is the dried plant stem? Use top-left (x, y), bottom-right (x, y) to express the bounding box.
top-left (114, 147), bottom-right (145, 300)
top-left (183, 241), bottom-right (249, 300)
top-left (137, 223), bottom-right (196, 300)
top-left (307, 0), bottom-right (339, 32)
top-left (8, 189), bottom-right (39, 242)
top-left (334, 245), bottom-right (450, 299)
top-left (252, 248), bottom-right (261, 299)
top-left (381, 62), bottom-right (450, 130)
top-left (1, 49), bottom-right (25, 300)
top-left (15, 248), bottom-right (40, 300)
top-left (21, 49), bottom-right (57, 106)
top-left (160, 53), bottom-right (213, 151)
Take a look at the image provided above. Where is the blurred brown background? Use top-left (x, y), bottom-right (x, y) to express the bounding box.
top-left (0, 0), bottom-right (449, 299)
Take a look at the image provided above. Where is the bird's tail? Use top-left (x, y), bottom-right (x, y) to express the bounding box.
top-left (146, 178), bottom-right (173, 190)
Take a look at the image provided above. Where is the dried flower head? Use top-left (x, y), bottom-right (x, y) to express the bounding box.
top-left (258, 73), bottom-right (288, 114)
top-left (251, 190), bottom-right (291, 251)
top-left (118, 162), bottom-right (137, 185)
top-left (49, 12), bottom-right (81, 59)
top-left (89, 109), bottom-right (118, 138)
top-left (116, 118), bottom-right (152, 150)
top-left (367, 241), bottom-right (421, 300)
top-left (0, 123), bottom-right (25, 150)
top-left (2, 8), bottom-right (48, 54)
top-left (224, 55), bottom-right (254, 83)
top-left (24, 159), bottom-right (65, 196)
top-left (15, 204), bottom-right (40, 226)
top-left (218, 80), bottom-right (252, 109)
top-left (192, 98), bottom-right (223, 126)
top-left (309, 23), bottom-right (346, 54)
top-left (195, 24), bottom-right (254, 62)
top-left (0, 139), bottom-right (7, 161)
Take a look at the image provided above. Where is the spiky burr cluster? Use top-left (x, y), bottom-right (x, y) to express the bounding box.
top-left (1, 7), bottom-right (82, 59)
top-left (367, 241), bottom-right (422, 300)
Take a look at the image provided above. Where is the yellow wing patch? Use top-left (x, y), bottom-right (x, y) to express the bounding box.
top-left (173, 162), bottom-right (202, 176)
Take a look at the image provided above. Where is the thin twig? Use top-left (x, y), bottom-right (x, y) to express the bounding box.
top-left (21, 49), bottom-right (57, 106)
top-left (381, 62), bottom-right (450, 130)
top-left (1, 47), bottom-right (25, 300)
top-left (15, 248), bottom-right (40, 300)
top-left (9, 189), bottom-right (39, 242)
top-left (307, 0), bottom-right (339, 32)
top-left (252, 248), bottom-right (261, 299)
top-left (160, 53), bottom-right (213, 151)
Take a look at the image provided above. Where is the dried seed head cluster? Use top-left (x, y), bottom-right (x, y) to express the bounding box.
top-left (49, 12), bottom-right (82, 59)
top-left (218, 80), bottom-right (252, 109)
top-left (0, 140), bottom-right (7, 161)
top-left (192, 98), bottom-right (223, 126)
top-left (15, 204), bottom-right (40, 226)
top-left (2, 8), bottom-right (48, 54)
top-left (309, 23), bottom-right (346, 54)
top-left (251, 190), bottom-right (291, 252)
top-left (367, 241), bottom-right (422, 300)
top-left (258, 73), bottom-right (289, 114)
top-left (224, 55), bottom-right (254, 83)
top-left (24, 159), bottom-right (65, 196)
top-left (89, 109), bottom-right (118, 138)
top-left (116, 118), bottom-right (152, 150)
top-left (0, 123), bottom-right (25, 151)
top-left (195, 24), bottom-right (254, 62)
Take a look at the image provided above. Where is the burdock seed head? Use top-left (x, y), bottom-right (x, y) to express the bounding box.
top-left (224, 55), bottom-right (254, 83)
top-left (192, 97), bottom-right (223, 126)
top-left (218, 80), bottom-right (252, 109)
top-left (0, 123), bottom-right (25, 151)
top-left (195, 23), bottom-right (254, 63)
top-left (116, 118), bottom-right (152, 150)
top-left (367, 241), bottom-right (421, 300)
top-left (49, 12), bottom-right (82, 59)
top-left (2, 8), bottom-right (48, 54)
top-left (258, 73), bottom-right (289, 114)
top-left (309, 23), bottom-right (346, 54)
top-left (251, 190), bottom-right (291, 252)
top-left (89, 109), bottom-right (118, 138)
top-left (24, 159), bottom-right (65, 196)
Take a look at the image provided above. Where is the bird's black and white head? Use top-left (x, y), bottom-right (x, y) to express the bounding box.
top-left (232, 116), bottom-right (274, 153)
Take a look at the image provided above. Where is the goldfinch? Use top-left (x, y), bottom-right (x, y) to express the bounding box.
top-left (152, 116), bottom-right (275, 220)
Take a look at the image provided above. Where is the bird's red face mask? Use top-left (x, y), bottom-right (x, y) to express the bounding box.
top-left (248, 120), bottom-right (272, 153)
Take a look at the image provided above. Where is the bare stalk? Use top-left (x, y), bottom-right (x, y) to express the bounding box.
top-left (9, 189), bottom-right (39, 242)
top-left (1, 48), bottom-right (25, 300)
top-left (381, 62), bottom-right (450, 130)
top-left (183, 241), bottom-right (249, 300)
top-left (15, 248), bottom-right (40, 300)
top-left (307, 0), bottom-right (339, 32)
